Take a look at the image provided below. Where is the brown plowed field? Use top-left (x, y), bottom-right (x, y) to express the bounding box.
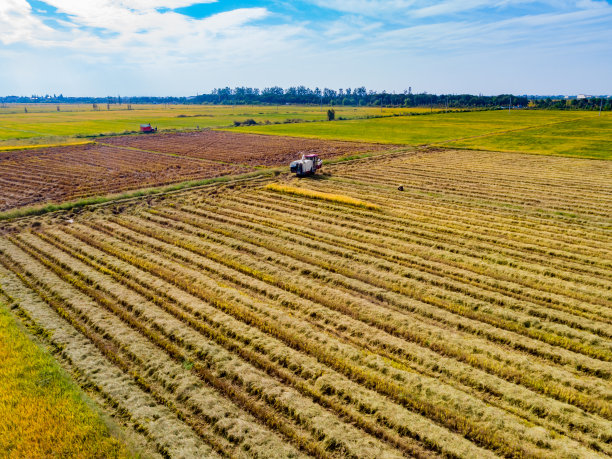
top-left (103, 130), bottom-right (401, 165)
top-left (0, 143), bottom-right (251, 211)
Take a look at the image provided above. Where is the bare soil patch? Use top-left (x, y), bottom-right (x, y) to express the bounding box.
top-left (103, 130), bottom-right (401, 166)
top-left (0, 143), bottom-right (251, 211)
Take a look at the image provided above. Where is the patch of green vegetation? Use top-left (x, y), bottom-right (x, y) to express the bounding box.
top-left (232, 110), bottom-right (611, 159)
top-left (0, 104), bottom-right (438, 147)
top-left (445, 115), bottom-right (612, 159)
top-left (0, 301), bottom-right (127, 457)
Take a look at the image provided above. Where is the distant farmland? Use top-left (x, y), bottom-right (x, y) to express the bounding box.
top-left (103, 130), bottom-right (400, 166)
top-left (0, 104), bottom-right (437, 149)
top-left (1, 149), bottom-right (610, 458)
top-left (234, 110), bottom-right (612, 159)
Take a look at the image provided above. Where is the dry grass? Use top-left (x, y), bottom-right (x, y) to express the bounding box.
top-left (0, 149), bottom-right (610, 458)
top-left (264, 183), bottom-right (380, 210)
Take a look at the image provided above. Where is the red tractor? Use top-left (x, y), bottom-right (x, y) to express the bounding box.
top-left (140, 123), bottom-right (157, 133)
top-left (290, 154), bottom-right (323, 177)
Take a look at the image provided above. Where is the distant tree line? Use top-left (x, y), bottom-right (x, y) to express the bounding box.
top-left (196, 87), bottom-right (535, 108)
top-left (0, 95), bottom-right (188, 105)
top-left (529, 97), bottom-right (612, 111)
top-left (1, 89), bottom-right (609, 110)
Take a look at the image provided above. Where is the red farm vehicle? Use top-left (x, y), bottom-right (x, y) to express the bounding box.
top-left (140, 123), bottom-right (157, 133)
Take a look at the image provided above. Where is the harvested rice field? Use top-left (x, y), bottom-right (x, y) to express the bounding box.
top-left (0, 143), bottom-right (253, 211)
top-left (0, 149), bottom-right (611, 458)
top-left (102, 130), bottom-right (401, 166)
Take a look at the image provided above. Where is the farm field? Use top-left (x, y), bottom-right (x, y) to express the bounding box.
top-left (0, 134), bottom-right (398, 213)
top-left (0, 149), bottom-right (610, 458)
top-left (234, 110), bottom-right (612, 159)
top-left (0, 143), bottom-right (252, 212)
top-left (445, 115), bottom-right (612, 159)
top-left (103, 130), bottom-right (401, 166)
top-left (0, 302), bottom-right (128, 458)
top-left (0, 104), bottom-right (439, 148)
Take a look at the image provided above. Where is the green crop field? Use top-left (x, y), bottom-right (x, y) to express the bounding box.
top-left (0, 104), bottom-right (439, 148)
top-left (445, 115), bottom-right (612, 159)
top-left (233, 110), bottom-right (612, 159)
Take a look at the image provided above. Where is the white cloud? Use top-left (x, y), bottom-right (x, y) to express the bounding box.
top-left (0, 0), bottom-right (610, 94)
top-left (0, 1), bottom-right (304, 66)
top-left (0, 0), bottom-right (53, 44)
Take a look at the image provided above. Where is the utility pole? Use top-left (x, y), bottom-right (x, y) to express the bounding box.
top-left (509, 96), bottom-right (511, 113)
top-left (600, 98), bottom-right (603, 116)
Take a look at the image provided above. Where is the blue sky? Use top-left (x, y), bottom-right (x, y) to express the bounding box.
top-left (0, 0), bottom-right (610, 96)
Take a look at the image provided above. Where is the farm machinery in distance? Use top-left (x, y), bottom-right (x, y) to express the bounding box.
top-left (290, 154), bottom-right (323, 177)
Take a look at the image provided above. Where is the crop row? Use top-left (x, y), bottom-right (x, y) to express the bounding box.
top-left (57, 222), bottom-right (528, 457)
top-left (199, 195), bottom-right (612, 342)
top-left (55, 218), bottom-right (608, 456)
top-left (245, 189), bottom-right (612, 291)
top-left (124, 208), bottom-right (612, 417)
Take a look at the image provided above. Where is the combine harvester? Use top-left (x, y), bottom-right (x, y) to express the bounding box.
top-left (290, 154), bottom-right (323, 177)
top-left (140, 123), bottom-right (157, 133)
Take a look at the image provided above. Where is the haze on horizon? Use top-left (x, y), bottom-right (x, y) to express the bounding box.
top-left (0, 0), bottom-right (611, 97)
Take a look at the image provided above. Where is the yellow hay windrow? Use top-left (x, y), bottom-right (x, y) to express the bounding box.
top-left (0, 141), bottom-right (94, 152)
top-left (264, 183), bottom-right (380, 210)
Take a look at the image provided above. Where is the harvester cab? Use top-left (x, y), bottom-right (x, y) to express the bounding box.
top-left (290, 154), bottom-right (323, 177)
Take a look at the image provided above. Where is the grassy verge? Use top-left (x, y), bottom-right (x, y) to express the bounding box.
top-left (0, 298), bottom-right (127, 457)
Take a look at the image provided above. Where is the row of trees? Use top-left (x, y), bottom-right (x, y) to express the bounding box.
top-left (196, 87), bottom-right (534, 108)
top-left (1, 88), bottom-right (609, 110)
top-left (0, 95), bottom-right (188, 104)
top-left (530, 97), bottom-right (612, 111)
